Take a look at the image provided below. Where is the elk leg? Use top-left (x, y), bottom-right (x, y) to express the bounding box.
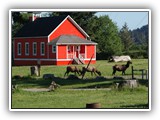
top-left (122, 71), bottom-right (125, 75)
top-left (64, 71), bottom-right (68, 77)
top-left (91, 72), bottom-right (93, 76)
top-left (94, 72), bottom-right (97, 76)
top-left (112, 70), bottom-right (116, 75)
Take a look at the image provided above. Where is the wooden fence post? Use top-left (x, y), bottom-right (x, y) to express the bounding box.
top-left (132, 66), bottom-right (134, 79)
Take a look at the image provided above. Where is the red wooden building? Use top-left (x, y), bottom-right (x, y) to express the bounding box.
top-left (13, 15), bottom-right (97, 66)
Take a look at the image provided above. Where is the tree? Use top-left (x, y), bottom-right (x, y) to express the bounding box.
top-left (12, 12), bottom-right (32, 37)
top-left (119, 23), bottom-right (133, 52)
top-left (93, 15), bottom-right (123, 58)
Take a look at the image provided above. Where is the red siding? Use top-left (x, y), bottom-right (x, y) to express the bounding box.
top-left (14, 37), bottom-right (48, 59)
top-left (14, 60), bottom-right (56, 66)
top-left (86, 45), bottom-right (95, 59)
top-left (14, 59), bottom-right (96, 66)
top-left (49, 45), bottom-right (56, 59)
top-left (57, 45), bottom-right (67, 59)
top-left (49, 18), bottom-right (86, 41)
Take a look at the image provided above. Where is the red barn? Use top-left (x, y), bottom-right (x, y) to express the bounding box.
top-left (13, 15), bottom-right (97, 66)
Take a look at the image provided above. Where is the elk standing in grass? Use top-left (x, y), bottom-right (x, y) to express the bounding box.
top-left (81, 66), bottom-right (101, 77)
top-left (112, 61), bottom-right (132, 75)
top-left (64, 66), bottom-right (81, 77)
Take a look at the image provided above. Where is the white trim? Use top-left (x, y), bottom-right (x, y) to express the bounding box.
top-left (25, 42), bottom-right (29, 56)
top-left (14, 58), bottom-right (96, 61)
top-left (56, 43), bottom-right (97, 45)
top-left (32, 42), bottom-right (37, 56)
top-left (17, 42), bottom-right (21, 56)
top-left (40, 42), bottom-right (45, 56)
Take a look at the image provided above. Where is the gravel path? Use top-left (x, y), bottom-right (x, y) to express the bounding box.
top-left (22, 88), bottom-right (111, 92)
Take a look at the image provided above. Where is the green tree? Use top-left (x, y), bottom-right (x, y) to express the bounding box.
top-left (93, 15), bottom-right (123, 58)
top-left (12, 12), bottom-right (32, 37)
top-left (119, 23), bottom-right (133, 52)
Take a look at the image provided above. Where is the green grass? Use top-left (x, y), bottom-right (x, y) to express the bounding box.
top-left (12, 59), bottom-right (148, 78)
top-left (11, 59), bottom-right (149, 109)
top-left (12, 86), bottom-right (148, 109)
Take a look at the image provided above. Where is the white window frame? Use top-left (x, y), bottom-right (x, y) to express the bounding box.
top-left (41, 42), bottom-right (45, 56)
top-left (17, 42), bottom-right (21, 55)
top-left (52, 45), bottom-right (56, 53)
top-left (25, 42), bottom-right (29, 56)
top-left (33, 42), bottom-right (37, 56)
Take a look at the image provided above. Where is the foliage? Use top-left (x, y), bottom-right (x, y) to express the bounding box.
top-left (12, 12), bottom-right (32, 38)
top-left (130, 25), bottom-right (149, 58)
top-left (93, 16), bottom-right (123, 58)
top-left (119, 23), bottom-right (133, 52)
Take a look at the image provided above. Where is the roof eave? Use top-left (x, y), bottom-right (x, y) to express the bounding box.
top-left (13, 36), bottom-right (48, 39)
top-left (56, 43), bottom-right (97, 45)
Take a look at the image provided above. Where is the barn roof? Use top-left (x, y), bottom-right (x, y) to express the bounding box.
top-left (14, 15), bottom-right (89, 38)
top-left (14, 16), bottom-right (67, 38)
top-left (48, 35), bottom-right (97, 45)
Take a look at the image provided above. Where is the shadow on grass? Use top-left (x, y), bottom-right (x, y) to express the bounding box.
top-left (120, 103), bottom-right (149, 109)
top-left (12, 75), bottom-right (148, 89)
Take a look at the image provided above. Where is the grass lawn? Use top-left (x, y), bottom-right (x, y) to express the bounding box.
top-left (11, 59), bottom-right (149, 109)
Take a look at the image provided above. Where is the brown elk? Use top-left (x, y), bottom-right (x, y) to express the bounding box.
top-left (81, 66), bottom-right (101, 76)
top-left (64, 66), bottom-right (81, 77)
top-left (112, 61), bottom-right (132, 75)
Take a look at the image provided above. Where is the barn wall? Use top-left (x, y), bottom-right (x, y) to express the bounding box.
top-left (14, 60), bottom-right (57, 66)
top-left (49, 18), bottom-right (86, 41)
top-left (86, 45), bottom-right (96, 59)
top-left (49, 45), bottom-right (56, 59)
top-left (14, 37), bottom-right (48, 59)
top-left (57, 45), bottom-right (67, 59)
top-left (80, 45), bottom-right (85, 54)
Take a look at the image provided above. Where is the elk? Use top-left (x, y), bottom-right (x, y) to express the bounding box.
top-left (81, 66), bottom-right (101, 76)
top-left (112, 61), bottom-right (132, 75)
top-left (64, 66), bottom-right (81, 77)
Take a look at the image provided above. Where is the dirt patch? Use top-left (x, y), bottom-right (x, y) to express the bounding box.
top-left (23, 88), bottom-right (49, 92)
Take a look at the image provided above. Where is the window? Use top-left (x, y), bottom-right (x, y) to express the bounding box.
top-left (33, 42), bottom-right (37, 55)
top-left (41, 42), bottom-right (45, 55)
top-left (17, 43), bottom-right (21, 55)
top-left (52, 45), bottom-right (56, 53)
top-left (25, 42), bottom-right (29, 55)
